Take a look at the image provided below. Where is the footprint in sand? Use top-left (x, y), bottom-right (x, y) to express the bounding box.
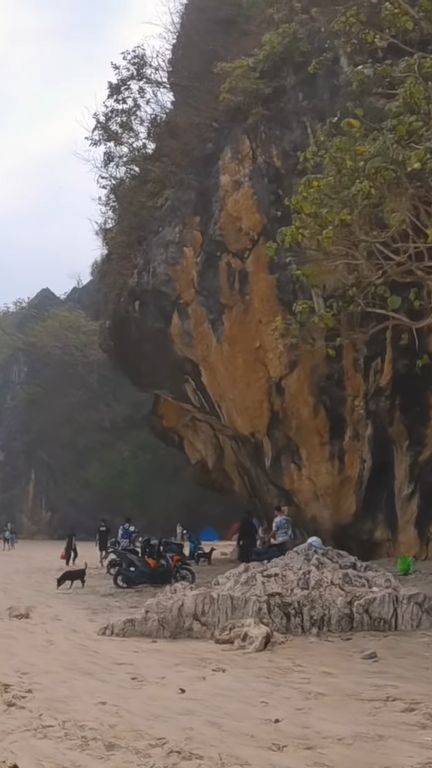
top-left (397, 698), bottom-right (423, 714)
top-left (269, 743), bottom-right (289, 753)
top-left (103, 741), bottom-right (121, 754)
top-left (166, 748), bottom-right (205, 761)
top-left (0, 682), bottom-right (32, 710)
top-left (7, 606), bottom-right (32, 620)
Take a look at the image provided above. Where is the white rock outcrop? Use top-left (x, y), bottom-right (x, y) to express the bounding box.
top-left (99, 548), bottom-right (432, 651)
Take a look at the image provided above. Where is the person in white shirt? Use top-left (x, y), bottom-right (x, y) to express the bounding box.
top-left (118, 518), bottom-right (133, 549)
top-left (271, 505), bottom-right (294, 552)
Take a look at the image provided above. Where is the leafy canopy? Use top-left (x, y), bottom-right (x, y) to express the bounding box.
top-left (220, 0), bottom-right (432, 342)
top-left (283, 0), bottom-right (432, 338)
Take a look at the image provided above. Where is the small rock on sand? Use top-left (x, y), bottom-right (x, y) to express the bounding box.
top-left (361, 650), bottom-right (379, 661)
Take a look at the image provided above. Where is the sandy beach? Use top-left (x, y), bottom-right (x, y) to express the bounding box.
top-left (0, 542), bottom-right (432, 768)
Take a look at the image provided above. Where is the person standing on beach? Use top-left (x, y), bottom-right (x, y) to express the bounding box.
top-left (237, 511), bottom-right (257, 563)
top-left (10, 524), bottom-right (17, 549)
top-left (65, 533), bottom-right (78, 566)
top-left (271, 506), bottom-right (294, 553)
top-left (3, 523), bottom-right (11, 551)
top-left (118, 518), bottom-right (133, 549)
top-left (96, 519), bottom-right (110, 566)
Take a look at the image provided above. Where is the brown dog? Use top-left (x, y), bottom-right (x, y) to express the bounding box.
top-left (195, 547), bottom-right (216, 565)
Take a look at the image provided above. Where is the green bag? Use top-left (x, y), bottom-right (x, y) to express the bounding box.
top-left (396, 555), bottom-right (415, 576)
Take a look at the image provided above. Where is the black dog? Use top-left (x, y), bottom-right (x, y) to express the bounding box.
top-left (195, 547), bottom-right (216, 566)
top-left (57, 562), bottom-right (88, 589)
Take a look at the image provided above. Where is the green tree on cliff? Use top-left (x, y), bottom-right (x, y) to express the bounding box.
top-left (219, 0), bottom-right (432, 345)
top-left (281, 0), bottom-right (432, 341)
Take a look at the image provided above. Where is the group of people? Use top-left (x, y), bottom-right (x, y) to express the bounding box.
top-left (237, 505), bottom-right (294, 563)
top-left (63, 517), bottom-right (139, 568)
top-left (61, 508), bottom-right (303, 570)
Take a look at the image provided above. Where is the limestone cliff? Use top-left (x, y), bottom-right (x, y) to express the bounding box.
top-left (100, 0), bottom-right (432, 557)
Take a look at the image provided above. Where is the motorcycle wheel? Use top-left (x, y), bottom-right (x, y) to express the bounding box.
top-left (107, 560), bottom-right (119, 576)
top-left (174, 566), bottom-right (196, 585)
top-left (113, 571), bottom-right (131, 589)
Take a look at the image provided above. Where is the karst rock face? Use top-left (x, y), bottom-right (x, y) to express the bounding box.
top-left (105, 0), bottom-right (432, 557)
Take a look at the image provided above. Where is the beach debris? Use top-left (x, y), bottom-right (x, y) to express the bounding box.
top-left (7, 606), bottom-right (31, 620)
top-left (99, 547), bottom-right (432, 651)
top-left (178, 688), bottom-right (186, 694)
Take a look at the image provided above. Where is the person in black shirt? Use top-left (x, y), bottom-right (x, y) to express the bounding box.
top-left (65, 533), bottom-right (78, 567)
top-left (96, 520), bottom-right (110, 566)
top-left (237, 511), bottom-right (257, 563)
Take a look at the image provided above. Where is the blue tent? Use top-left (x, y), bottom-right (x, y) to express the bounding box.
top-left (199, 526), bottom-right (219, 542)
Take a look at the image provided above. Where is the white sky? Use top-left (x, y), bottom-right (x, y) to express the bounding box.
top-left (0, 0), bottom-right (164, 304)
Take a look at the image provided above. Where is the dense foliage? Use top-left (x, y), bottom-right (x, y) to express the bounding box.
top-left (219, 0), bottom-right (432, 348)
top-left (0, 293), bottom-right (241, 536)
top-left (88, 0), bottom-right (268, 307)
top-left (87, 41), bottom-right (173, 301)
top-left (283, 1), bottom-right (432, 345)
top-left (92, 0), bottom-right (432, 352)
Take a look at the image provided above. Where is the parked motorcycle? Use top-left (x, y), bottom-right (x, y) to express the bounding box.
top-left (106, 543), bottom-right (140, 576)
top-left (140, 537), bottom-right (191, 566)
top-left (113, 547), bottom-right (196, 589)
top-left (159, 538), bottom-right (185, 557)
top-left (159, 538), bottom-right (194, 567)
top-left (107, 538), bottom-right (176, 577)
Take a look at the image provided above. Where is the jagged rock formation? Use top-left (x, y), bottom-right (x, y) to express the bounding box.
top-left (99, 548), bottom-right (432, 650)
top-left (99, 0), bottom-right (432, 556)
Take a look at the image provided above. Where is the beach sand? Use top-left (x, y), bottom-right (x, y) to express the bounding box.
top-left (0, 541), bottom-right (432, 768)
